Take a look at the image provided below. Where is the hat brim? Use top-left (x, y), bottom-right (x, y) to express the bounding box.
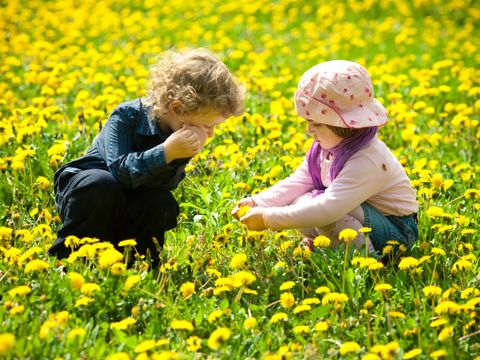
top-left (295, 91), bottom-right (388, 128)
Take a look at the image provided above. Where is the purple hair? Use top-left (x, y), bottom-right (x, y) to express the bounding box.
top-left (307, 127), bottom-right (378, 191)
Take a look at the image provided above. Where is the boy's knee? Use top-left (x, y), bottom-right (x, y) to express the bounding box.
top-left (84, 171), bottom-right (123, 202)
top-left (69, 171), bottom-right (124, 212)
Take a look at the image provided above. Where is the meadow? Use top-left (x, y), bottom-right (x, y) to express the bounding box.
top-left (0, 0), bottom-right (479, 358)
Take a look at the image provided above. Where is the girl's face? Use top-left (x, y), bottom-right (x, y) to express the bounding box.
top-left (306, 120), bottom-right (344, 149)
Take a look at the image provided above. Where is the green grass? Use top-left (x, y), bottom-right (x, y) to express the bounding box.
top-left (0, 0), bottom-right (479, 359)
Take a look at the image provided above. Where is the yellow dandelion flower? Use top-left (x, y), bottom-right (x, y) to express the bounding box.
top-left (302, 298), bottom-right (320, 305)
top-left (213, 286), bottom-right (231, 295)
top-left (431, 247), bottom-right (446, 256)
top-left (74, 297), bottom-right (93, 308)
top-left (387, 311), bottom-right (406, 319)
top-left (67, 328), bottom-right (86, 340)
top-left (429, 349), bottom-right (447, 359)
top-left (404, 328), bottom-right (418, 337)
top-left (230, 253), bottom-right (247, 269)
top-left (382, 245), bottom-right (394, 255)
top-left (10, 305), bottom-right (25, 315)
top-left (368, 262), bottom-right (384, 271)
top-left (322, 292), bottom-right (349, 306)
top-left (374, 283), bottom-right (393, 293)
top-left (280, 292), bottom-right (295, 308)
top-left (451, 259), bottom-right (473, 273)
top-left (438, 326), bottom-right (453, 342)
top-left (98, 248), bottom-right (123, 268)
top-left (423, 286), bottom-right (442, 297)
top-left (170, 320), bottom-right (194, 332)
top-left (151, 351), bottom-right (179, 359)
top-left (180, 282), bottom-right (195, 299)
top-left (110, 317), bottom-right (136, 331)
top-left (364, 300), bottom-right (375, 309)
top-left (0, 227), bottom-right (13, 241)
top-left (270, 312), bottom-right (288, 324)
top-left (207, 327), bottom-right (231, 350)
top-left (64, 235), bottom-right (80, 249)
top-left (243, 317), bottom-right (257, 329)
top-left (361, 354), bottom-right (380, 360)
top-left (315, 286), bottom-right (331, 295)
top-left (430, 319), bottom-right (449, 328)
top-left (442, 288), bottom-right (456, 299)
top-left (293, 304), bottom-right (311, 314)
top-left (293, 325), bottom-right (309, 334)
top-left (339, 341), bottom-right (361, 355)
top-left (8, 285), bottom-right (32, 297)
top-left (313, 235), bottom-right (331, 247)
top-left (398, 257), bottom-right (419, 270)
top-left (118, 239), bottom-right (137, 247)
top-left (236, 205), bottom-right (251, 218)
top-left (106, 352), bottom-right (130, 360)
top-left (230, 271), bottom-right (256, 287)
top-left (68, 272), bottom-right (85, 290)
top-left (314, 321), bottom-right (329, 332)
top-left (359, 227), bottom-right (372, 233)
top-left (24, 259), bottom-right (50, 273)
top-left (460, 288), bottom-right (480, 299)
top-left (435, 301), bottom-right (460, 315)
top-left (206, 268), bottom-right (222, 278)
top-left (111, 263), bottom-right (127, 275)
top-left (403, 348), bottom-right (422, 359)
top-left (279, 281), bottom-right (295, 291)
top-left (208, 310), bottom-right (223, 324)
top-left (81, 283), bottom-right (101, 296)
top-left (186, 336), bottom-right (202, 352)
top-left (124, 275), bottom-right (141, 291)
top-left (243, 288), bottom-right (258, 295)
top-left (0, 333), bottom-right (16, 354)
top-left (134, 339), bottom-right (157, 353)
top-left (426, 206), bottom-right (451, 218)
top-left (461, 229), bottom-right (476, 235)
top-left (339, 228), bottom-right (358, 242)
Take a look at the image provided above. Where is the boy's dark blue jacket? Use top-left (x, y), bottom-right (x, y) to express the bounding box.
top-left (53, 98), bottom-right (189, 193)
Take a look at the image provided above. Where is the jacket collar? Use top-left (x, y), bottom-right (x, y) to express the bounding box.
top-left (135, 99), bottom-right (168, 139)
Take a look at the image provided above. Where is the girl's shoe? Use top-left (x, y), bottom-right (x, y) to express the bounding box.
top-left (302, 237), bottom-right (314, 251)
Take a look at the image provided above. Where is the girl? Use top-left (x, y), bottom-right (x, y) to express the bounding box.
top-left (49, 49), bottom-right (244, 267)
top-left (234, 60), bottom-right (418, 256)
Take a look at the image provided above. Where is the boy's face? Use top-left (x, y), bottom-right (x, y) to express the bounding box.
top-left (164, 103), bottom-right (226, 147)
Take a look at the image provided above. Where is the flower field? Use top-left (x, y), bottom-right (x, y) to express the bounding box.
top-left (0, 0), bottom-right (479, 358)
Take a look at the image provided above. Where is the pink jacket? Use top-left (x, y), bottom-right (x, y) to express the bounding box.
top-left (251, 137), bottom-right (418, 231)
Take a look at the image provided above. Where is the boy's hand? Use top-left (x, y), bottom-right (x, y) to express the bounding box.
top-left (186, 124), bottom-right (208, 149)
top-left (240, 207), bottom-right (267, 231)
top-left (232, 198), bottom-right (256, 219)
top-left (163, 125), bottom-right (201, 163)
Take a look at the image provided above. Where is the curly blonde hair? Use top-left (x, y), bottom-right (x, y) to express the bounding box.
top-left (147, 49), bottom-right (244, 120)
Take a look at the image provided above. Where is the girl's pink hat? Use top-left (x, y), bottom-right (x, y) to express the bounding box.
top-left (294, 60), bottom-right (388, 128)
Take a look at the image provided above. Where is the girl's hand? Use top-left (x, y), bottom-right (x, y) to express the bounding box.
top-left (240, 207), bottom-right (267, 231)
top-left (231, 198), bottom-right (256, 219)
top-left (163, 125), bottom-right (201, 163)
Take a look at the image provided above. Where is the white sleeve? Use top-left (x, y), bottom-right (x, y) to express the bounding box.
top-left (262, 155), bottom-right (386, 230)
top-left (251, 159), bottom-right (315, 208)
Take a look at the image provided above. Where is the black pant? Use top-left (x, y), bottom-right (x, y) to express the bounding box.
top-left (48, 169), bottom-right (179, 265)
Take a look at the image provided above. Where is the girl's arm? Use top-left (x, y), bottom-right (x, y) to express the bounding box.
top-left (261, 155), bottom-right (384, 230)
top-left (250, 160), bottom-right (315, 208)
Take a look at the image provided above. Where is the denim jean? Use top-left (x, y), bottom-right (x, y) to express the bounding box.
top-left (361, 202), bottom-right (418, 254)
